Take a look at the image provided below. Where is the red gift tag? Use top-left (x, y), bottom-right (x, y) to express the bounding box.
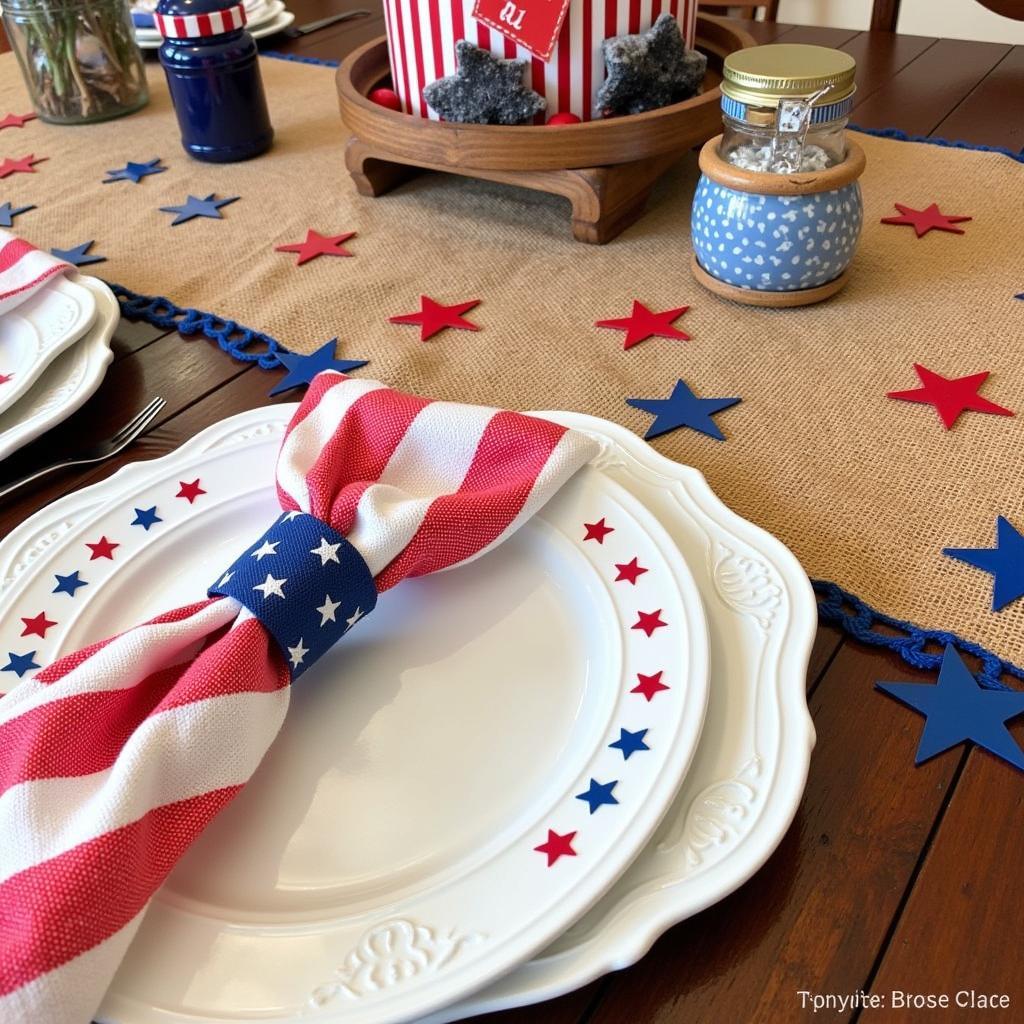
top-left (471, 0), bottom-right (572, 62)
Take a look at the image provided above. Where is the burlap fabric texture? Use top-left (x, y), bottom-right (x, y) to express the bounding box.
top-left (2, 54), bottom-right (1022, 674)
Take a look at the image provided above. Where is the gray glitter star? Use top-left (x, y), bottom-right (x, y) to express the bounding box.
top-left (597, 14), bottom-right (707, 117)
top-left (423, 41), bottom-right (546, 125)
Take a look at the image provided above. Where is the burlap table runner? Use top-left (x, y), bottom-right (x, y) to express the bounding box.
top-left (2, 54), bottom-right (1022, 674)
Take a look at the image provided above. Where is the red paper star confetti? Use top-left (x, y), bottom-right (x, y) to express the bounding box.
top-left (176, 479), bottom-right (206, 503)
top-left (389, 296), bottom-right (481, 341)
top-left (632, 670), bottom-right (669, 701)
top-left (632, 609), bottom-right (667, 637)
top-left (0, 154), bottom-right (46, 179)
top-left (0, 373), bottom-right (12, 385)
top-left (887, 364), bottom-right (1013, 430)
top-left (534, 828), bottom-right (577, 866)
top-left (595, 300), bottom-right (690, 350)
top-left (880, 203), bottom-right (972, 238)
top-left (274, 229), bottom-right (356, 266)
top-left (86, 536), bottom-right (120, 560)
top-left (0, 111), bottom-right (36, 130)
top-left (583, 518), bottom-right (614, 543)
top-left (614, 557), bottom-right (648, 584)
top-left (21, 611), bottom-right (57, 638)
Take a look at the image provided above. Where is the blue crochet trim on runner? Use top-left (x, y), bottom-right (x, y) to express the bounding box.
top-left (262, 50), bottom-right (340, 67)
top-left (850, 124), bottom-right (1024, 163)
top-left (813, 580), bottom-right (1024, 691)
top-left (109, 283), bottom-right (288, 370)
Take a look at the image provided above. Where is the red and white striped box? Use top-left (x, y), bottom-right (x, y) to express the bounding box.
top-left (383, 0), bottom-right (697, 123)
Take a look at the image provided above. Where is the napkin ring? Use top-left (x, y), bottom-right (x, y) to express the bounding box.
top-left (209, 511), bottom-right (377, 680)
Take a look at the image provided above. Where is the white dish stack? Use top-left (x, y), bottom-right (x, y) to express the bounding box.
top-left (131, 0), bottom-right (296, 48)
top-left (0, 271), bottom-right (119, 461)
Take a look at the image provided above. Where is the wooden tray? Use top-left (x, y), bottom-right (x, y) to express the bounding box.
top-left (336, 15), bottom-right (756, 243)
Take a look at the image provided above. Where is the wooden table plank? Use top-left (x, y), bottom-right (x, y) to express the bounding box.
top-left (865, 728), bottom-right (1024, 1020)
top-left (583, 641), bottom-right (963, 1024)
top-left (850, 38), bottom-right (1012, 137)
top-left (840, 32), bottom-right (937, 112)
top-left (931, 45), bottom-right (1024, 152)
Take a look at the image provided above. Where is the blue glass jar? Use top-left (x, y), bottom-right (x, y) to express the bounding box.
top-left (155, 0), bottom-right (273, 162)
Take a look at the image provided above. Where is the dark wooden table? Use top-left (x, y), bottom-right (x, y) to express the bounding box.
top-left (3, 11), bottom-right (1023, 1023)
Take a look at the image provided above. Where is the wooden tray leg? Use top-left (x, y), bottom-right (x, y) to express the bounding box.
top-left (345, 136), bottom-right (422, 197)
top-left (568, 152), bottom-right (681, 244)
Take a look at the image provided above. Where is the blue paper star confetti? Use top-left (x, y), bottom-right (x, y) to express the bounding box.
top-left (52, 570), bottom-right (88, 597)
top-left (609, 727), bottom-right (650, 760)
top-left (944, 515), bottom-right (1024, 611)
top-left (268, 339), bottom-right (369, 397)
top-left (103, 157), bottom-right (166, 184)
top-left (160, 193), bottom-right (240, 226)
top-left (877, 645), bottom-right (1024, 771)
top-left (0, 201), bottom-right (34, 227)
top-left (576, 778), bottom-right (619, 813)
top-left (626, 379), bottom-right (741, 441)
top-left (2, 650), bottom-right (39, 678)
top-left (131, 506), bottom-right (162, 531)
top-left (50, 240), bottom-right (105, 267)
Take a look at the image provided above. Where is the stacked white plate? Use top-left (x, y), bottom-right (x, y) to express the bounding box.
top-left (0, 405), bottom-right (816, 1022)
top-left (131, 0), bottom-right (296, 48)
top-left (0, 272), bottom-right (118, 462)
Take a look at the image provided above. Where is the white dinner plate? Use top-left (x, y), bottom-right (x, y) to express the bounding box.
top-left (0, 274), bottom-right (97, 418)
top-left (0, 275), bottom-right (116, 462)
top-left (435, 414), bottom-right (818, 1022)
top-left (134, 1), bottom-right (292, 45)
top-left (0, 406), bottom-right (710, 1024)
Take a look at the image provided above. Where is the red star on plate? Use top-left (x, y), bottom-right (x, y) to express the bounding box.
top-left (0, 372), bottom-right (12, 385)
top-left (583, 518), bottom-right (614, 543)
top-left (880, 202), bottom-right (972, 238)
top-left (176, 479), bottom-right (206, 503)
top-left (534, 828), bottom-right (577, 866)
top-left (21, 611), bottom-right (57, 638)
top-left (887, 364), bottom-right (1013, 430)
top-left (0, 153), bottom-right (46, 179)
top-left (0, 111), bottom-right (36, 130)
top-left (614, 557), bottom-right (648, 584)
top-left (632, 609), bottom-right (667, 637)
top-left (632, 670), bottom-right (669, 701)
top-left (595, 300), bottom-right (691, 350)
top-left (86, 536), bottom-right (120, 560)
top-left (274, 229), bottom-right (357, 266)
top-left (389, 296), bottom-right (481, 342)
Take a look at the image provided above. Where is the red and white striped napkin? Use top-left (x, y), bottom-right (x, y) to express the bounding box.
top-left (0, 231), bottom-right (70, 318)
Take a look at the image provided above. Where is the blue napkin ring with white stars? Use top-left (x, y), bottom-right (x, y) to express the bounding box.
top-left (209, 511), bottom-right (378, 680)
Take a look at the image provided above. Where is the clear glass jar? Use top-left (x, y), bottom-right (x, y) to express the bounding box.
top-left (3, 0), bottom-right (149, 125)
top-left (718, 44), bottom-right (855, 174)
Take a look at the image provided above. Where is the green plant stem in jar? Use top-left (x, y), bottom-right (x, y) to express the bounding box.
top-left (3, 0), bottom-right (148, 124)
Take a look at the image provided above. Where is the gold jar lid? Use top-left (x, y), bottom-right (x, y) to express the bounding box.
top-left (722, 44), bottom-right (856, 108)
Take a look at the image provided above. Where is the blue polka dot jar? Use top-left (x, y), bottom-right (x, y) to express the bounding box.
top-left (690, 134), bottom-right (866, 306)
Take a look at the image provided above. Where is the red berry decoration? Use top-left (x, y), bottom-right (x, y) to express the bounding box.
top-left (547, 112), bottom-right (581, 126)
top-left (369, 88), bottom-right (402, 112)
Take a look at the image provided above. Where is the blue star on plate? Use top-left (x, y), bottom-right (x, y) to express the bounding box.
top-left (575, 778), bottom-right (619, 813)
top-left (626, 379), bottom-right (741, 441)
top-left (609, 727), bottom-right (650, 760)
top-left (877, 644), bottom-right (1024, 770)
top-left (268, 339), bottom-right (369, 397)
top-left (2, 650), bottom-right (40, 677)
top-left (131, 506), bottom-right (162, 530)
top-left (53, 570), bottom-right (88, 597)
top-left (51, 240), bottom-right (106, 267)
top-left (103, 157), bottom-right (166, 184)
top-left (160, 193), bottom-right (240, 226)
top-left (0, 200), bottom-right (34, 227)
top-left (944, 515), bottom-right (1024, 611)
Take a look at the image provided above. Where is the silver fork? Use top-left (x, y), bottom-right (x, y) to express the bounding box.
top-left (0, 397), bottom-right (167, 502)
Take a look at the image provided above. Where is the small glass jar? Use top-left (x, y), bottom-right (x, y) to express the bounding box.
top-left (718, 44), bottom-right (856, 174)
top-left (2, 0), bottom-right (148, 125)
